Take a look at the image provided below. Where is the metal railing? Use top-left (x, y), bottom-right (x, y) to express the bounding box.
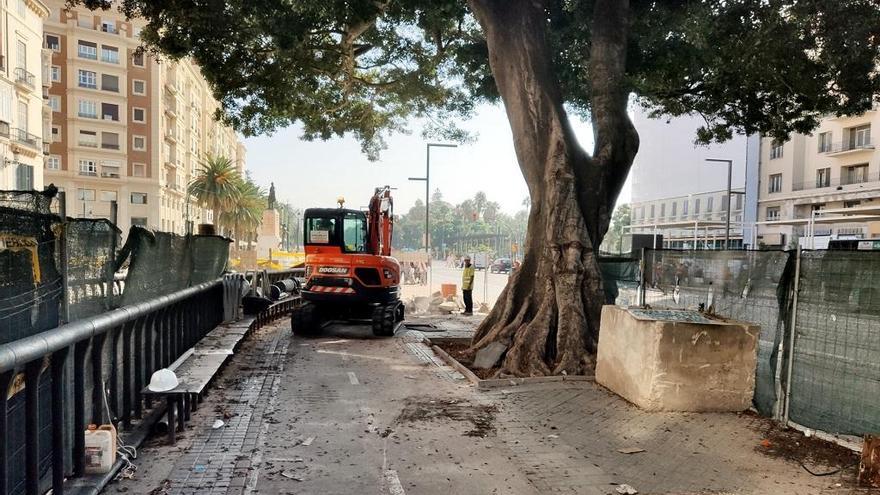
top-left (14, 67), bottom-right (35, 89)
top-left (820, 137), bottom-right (873, 154)
top-left (791, 171), bottom-right (880, 191)
top-left (0, 278), bottom-right (237, 495)
top-left (12, 128), bottom-right (40, 150)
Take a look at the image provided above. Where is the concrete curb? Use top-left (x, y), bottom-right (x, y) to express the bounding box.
top-left (428, 340), bottom-right (595, 390)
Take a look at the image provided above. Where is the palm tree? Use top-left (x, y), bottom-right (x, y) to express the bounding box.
top-left (188, 154), bottom-right (242, 231)
top-left (220, 177), bottom-right (264, 249)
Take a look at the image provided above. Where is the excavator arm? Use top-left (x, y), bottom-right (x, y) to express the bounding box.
top-left (367, 186), bottom-right (394, 257)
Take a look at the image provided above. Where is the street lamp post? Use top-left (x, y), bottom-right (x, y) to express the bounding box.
top-left (409, 143), bottom-right (458, 256)
top-left (706, 158), bottom-right (733, 249)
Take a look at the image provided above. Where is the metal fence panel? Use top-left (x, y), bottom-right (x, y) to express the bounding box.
top-left (789, 250), bottom-right (880, 436)
top-left (640, 249), bottom-right (790, 416)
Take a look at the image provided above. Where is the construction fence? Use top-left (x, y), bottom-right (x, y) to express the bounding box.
top-left (0, 190), bottom-right (232, 495)
top-left (601, 248), bottom-right (880, 444)
top-left (0, 191), bottom-right (232, 343)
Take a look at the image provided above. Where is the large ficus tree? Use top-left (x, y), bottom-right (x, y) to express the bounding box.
top-left (79, 0), bottom-right (880, 376)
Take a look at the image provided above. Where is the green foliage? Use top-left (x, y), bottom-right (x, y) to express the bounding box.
top-left (393, 191), bottom-right (527, 256)
top-left (188, 155), bottom-right (242, 221)
top-left (601, 203), bottom-right (631, 254)
top-left (74, 0), bottom-right (880, 154)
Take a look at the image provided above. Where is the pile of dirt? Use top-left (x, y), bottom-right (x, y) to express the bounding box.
top-left (751, 414), bottom-right (860, 475)
top-left (394, 396), bottom-right (499, 437)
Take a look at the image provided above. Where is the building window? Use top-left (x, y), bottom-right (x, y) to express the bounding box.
top-left (844, 164), bottom-right (869, 185)
top-left (818, 132), bottom-right (832, 153)
top-left (132, 217), bottom-right (147, 227)
top-left (811, 204), bottom-right (825, 213)
top-left (816, 168), bottom-right (831, 188)
top-left (79, 159), bottom-right (97, 176)
top-left (682, 200), bottom-right (689, 216)
top-left (766, 207), bottom-right (780, 221)
top-left (133, 163), bottom-right (146, 177)
top-left (78, 99), bottom-right (97, 118)
top-left (78, 130), bottom-right (98, 148)
top-left (78, 69), bottom-right (97, 89)
top-left (132, 107), bottom-right (145, 123)
top-left (100, 190), bottom-right (117, 202)
top-left (850, 124), bottom-right (871, 149)
top-left (132, 51), bottom-right (145, 67)
top-left (768, 173), bottom-right (782, 193)
top-left (101, 46), bottom-right (119, 64)
top-left (649, 204), bottom-right (654, 219)
top-left (51, 125), bottom-right (60, 142)
top-left (101, 20), bottom-right (117, 34)
top-left (17, 101), bottom-right (27, 131)
top-left (16, 40), bottom-right (26, 71)
top-left (735, 194), bottom-right (743, 210)
top-left (50, 65), bottom-right (61, 82)
top-left (707, 196), bottom-right (714, 212)
top-left (47, 155), bottom-right (60, 170)
top-left (844, 200), bottom-right (862, 209)
top-left (132, 79), bottom-right (146, 95)
top-left (133, 135), bottom-right (146, 150)
top-left (77, 188), bottom-right (96, 201)
top-left (101, 103), bottom-right (119, 121)
top-left (16, 164), bottom-right (33, 190)
top-left (78, 41), bottom-right (98, 60)
top-left (45, 34), bottom-right (60, 51)
top-left (101, 74), bottom-right (119, 92)
top-left (101, 132), bottom-right (119, 150)
top-left (770, 140), bottom-right (784, 160)
top-left (49, 95), bottom-right (61, 112)
top-left (17, 0), bottom-right (26, 16)
top-left (659, 203), bottom-right (665, 219)
top-left (720, 195), bottom-right (728, 212)
top-left (694, 198), bottom-right (701, 215)
top-left (671, 201), bottom-right (677, 217)
top-left (131, 192), bottom-right (148, 205)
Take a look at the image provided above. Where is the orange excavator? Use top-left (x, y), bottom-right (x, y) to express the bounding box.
top-left (290, 185), bottom-right (404, 336)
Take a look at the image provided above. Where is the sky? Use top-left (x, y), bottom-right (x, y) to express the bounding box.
top-left (243, 104), bottom-right (626, 216)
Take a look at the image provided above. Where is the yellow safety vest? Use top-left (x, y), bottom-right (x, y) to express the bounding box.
top-left (462, 266), bottom-right (475, 290)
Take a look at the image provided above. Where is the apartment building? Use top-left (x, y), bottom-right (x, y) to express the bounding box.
top-left (0, 0), bottom-right (50, 191)
top-left (630, 188), bottom-right (747, 249)
top-left (43, 1), bottom-right (245, 235)
top-left (627, 111), bottom-right (756, 249)
top-left (756, 110), bottom-right (880, 248)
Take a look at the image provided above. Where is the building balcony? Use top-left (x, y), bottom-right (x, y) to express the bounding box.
top-left (821, 138), bottom-right (874, 156)
top-left (14, 67), bottom-right (35, 90)
top-left (101, 143), bottom-right (121, 151)
top-left (78, 170), bottom-right (97, 177)
top-left (13, 128), bottom-right (40, 150)
top-left (43, 142), bottom-right (50, 156)
top-left (792, 171), bottom-right (880, 192)
top-left (100, 170), bottom-right (121, 179)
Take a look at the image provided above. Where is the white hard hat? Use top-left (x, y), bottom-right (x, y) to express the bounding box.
top-left (148, 368), bottom-right (179, 392)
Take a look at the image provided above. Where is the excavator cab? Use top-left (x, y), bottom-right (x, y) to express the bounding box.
top-left (291, 187), bottom-right (404, 336)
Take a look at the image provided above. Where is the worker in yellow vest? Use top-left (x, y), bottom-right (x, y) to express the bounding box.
top-left (462, 256), bottom-right (475, 315)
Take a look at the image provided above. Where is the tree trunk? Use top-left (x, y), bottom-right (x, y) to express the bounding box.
top-left (466, 0), bottom-right (638, 376)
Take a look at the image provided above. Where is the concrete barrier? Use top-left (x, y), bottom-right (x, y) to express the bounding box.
top-left (596, 305), bottom-right (759, 412)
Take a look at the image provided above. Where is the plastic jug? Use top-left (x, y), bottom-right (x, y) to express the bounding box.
top-left (84, 424), bottom-right (117, 473)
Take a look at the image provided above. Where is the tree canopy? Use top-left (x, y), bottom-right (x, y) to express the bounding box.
top-left (79, 0), bottom-right (880, 156)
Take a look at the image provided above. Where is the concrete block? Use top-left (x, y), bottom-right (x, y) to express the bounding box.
top-left (473, 342), bottom-right (507, 369)
top-left (595, 305), bottom-right (759, 412)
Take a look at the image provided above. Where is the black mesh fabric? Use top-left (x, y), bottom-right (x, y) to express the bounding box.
top-left (66, 219), bottom-right (122, 321)
top-left (118, 227), bottom-right (230, 307)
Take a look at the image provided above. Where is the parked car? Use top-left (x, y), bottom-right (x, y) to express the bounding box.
top-left (490, 257), bottom-right (512, 274)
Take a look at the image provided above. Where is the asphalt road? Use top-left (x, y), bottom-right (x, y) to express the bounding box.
top-left (401, 265), bottom-right (512, 307)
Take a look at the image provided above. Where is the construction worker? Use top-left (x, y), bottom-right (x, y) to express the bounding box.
top-left (462, 256), bottom-right (475, 315)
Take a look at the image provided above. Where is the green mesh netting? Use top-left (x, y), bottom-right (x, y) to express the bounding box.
top-left (66, 219), bottom-right (121, 321)
top-left (118, 227), bottom-right (230, 307)
top-left (0, 191), bottom-right (62, 345)
top-left (788, 250), bottom-right (880, 436)
top-left (642, 249), bottom-right (790, 416)
top-left (598, 257), bottom-right (640, 305)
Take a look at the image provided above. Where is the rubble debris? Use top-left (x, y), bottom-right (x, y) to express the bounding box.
top-left (616, 483), bottom-right (638, 494)
top-left (618, 447), bottom-right (646, 454)
top-left (473, 342), bottom-right (508, 369)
